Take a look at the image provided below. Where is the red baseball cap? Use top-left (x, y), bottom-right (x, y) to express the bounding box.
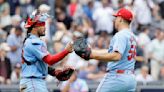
top-left (113, 8), bottom-right (133, 21)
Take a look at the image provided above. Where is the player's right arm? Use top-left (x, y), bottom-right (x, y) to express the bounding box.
top-left (30, 40), bottom-right (73, 66)
top-left (90, 33), bottom-right (126, 62)
top-left (43, 42), bottom-right (73, 65)
top-left (90, 50), bottom-right (122, 62)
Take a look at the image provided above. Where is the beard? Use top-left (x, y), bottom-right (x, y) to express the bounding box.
top-left (38, 31), bottom-right (45, 37)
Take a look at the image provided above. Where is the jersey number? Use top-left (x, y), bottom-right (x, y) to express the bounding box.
top-left (128, 45), bottom-right (136, 61)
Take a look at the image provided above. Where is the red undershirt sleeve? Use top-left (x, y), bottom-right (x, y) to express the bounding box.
top-left (43, 49), bottom-right (69, 65)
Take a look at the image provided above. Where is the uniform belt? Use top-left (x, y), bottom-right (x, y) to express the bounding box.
top-left (22, 76), bottom-right (45, 79)
top-left (106, 70), bottom-right (134, 74)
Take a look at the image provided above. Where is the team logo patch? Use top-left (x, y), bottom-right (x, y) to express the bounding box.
top-left (41, 46), bottom-right (47, 53)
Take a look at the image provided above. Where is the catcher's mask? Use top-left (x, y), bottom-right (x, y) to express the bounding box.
top-left (24, 10), bottom-right (50, 28)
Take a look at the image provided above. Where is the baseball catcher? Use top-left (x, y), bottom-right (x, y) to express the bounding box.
top-left (20, 9), bottom-right (74, 92)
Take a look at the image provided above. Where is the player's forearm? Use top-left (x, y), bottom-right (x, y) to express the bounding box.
top-left (90, 50), bottom-right (121, 62)
top-left (43, 50), bottom-right (69, 65)
top-left (91, 49), bottom-right (108, 54)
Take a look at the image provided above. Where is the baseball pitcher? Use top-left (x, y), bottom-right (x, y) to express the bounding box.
top-left (74, 8), bottom-right (137, 92)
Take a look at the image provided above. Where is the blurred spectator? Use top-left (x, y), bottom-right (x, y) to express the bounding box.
top-left (60, 71), bottom-right (89, 92)
top-left (118, 0), bottom-right (125, 8)
top-left (158, 0), bottom-right (164, 19)
top-left (78, 60), bottom-right (105, 82)
top-left (135, 46), bottom-right (145, 70)
top-left (137, 26), bottom-right (151, 50)
top-left (148, 29), bottom-right (164, 80)
top-left (42, 19), bottom-right (53, 44)
top-left (67, 0), bottom-right (79, 17)
top-left (136, 65), bottom-right (154, 84)
top-left (79, 0), bottom-right (88, 6)
top-left (35, 0), bottom-right (48, 8)
top-left (56, 8), bottom-right (73, 30)
top-left (137, 26), bottom-right (151, 62)
top-left (52, 22), bottom-right (72, 46)
top-left (11, 15), bottom-right (22, 27)
top-left (1, 12), bottom-right (22, 34)
top-left (19, 0), bottom-right (35, 18)
top-left (7, 26), bottom-right (23, 67)
top-left (82, 0), bottom-right (94, 21)
top-left (0, 0), bottom-right (12, 30)
top-left (53, 41), bottom-right (64, 53)
top-left (82, 18), bottom-right (95, 46)
top-left (94, 35), bottom-right (110, 49)
top-left (97, 61), bottom-right (107, 73)
top-left (64, 31), bottom-right (87, 69)
top-left (7, 0), bottom-right (20, 15)
top-left (93, 0), bottom-right (114, 34)
top-left (0, 28), bottom-right (7, 43)
top-left (46, 18), bottom-right (56, 40)
top-left (54, 0), bottom-right (67, 14)
top-left (66, 52), bottom-right (87, 70)
top-left (157, 0), bottom-right (164, 30)
top-left (15, 5), bottom-right (21, 15)
top-left (0, 43), bottom-right (12, 84)
top-left (67, 0), bottom-right (84, 21)
top-left (133, 0), bottom-right (155, 29)
top-left (10, 63), bottom-right (21, 84)
top-left (92, 0), bottom-right (114, 35)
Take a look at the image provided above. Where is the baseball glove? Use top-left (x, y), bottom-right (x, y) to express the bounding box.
top-left (54, 67), bottom-right (75, 81)
top-left (73, 38), bottom-right (91, 60)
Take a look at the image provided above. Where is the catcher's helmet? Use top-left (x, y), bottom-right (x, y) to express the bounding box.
top-left (24, 10), bottom-right (50, 28)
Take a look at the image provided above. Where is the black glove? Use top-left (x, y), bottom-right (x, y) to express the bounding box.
top-left (48, 67), bottom-right (74, 81)
top-left (73, 38), bottom-right (91, 60)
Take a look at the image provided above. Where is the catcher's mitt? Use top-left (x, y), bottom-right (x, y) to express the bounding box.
top-left (73, 38), bottom-right (91, 60)
top-left (54, 67), bottom-right (74, 81)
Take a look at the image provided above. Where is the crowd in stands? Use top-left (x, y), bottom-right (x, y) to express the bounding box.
top-left (0, 0), bottom-right (164, 91)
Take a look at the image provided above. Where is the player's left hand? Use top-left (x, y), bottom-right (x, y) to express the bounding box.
top-left (73, 38), bottom-right (91, 60)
